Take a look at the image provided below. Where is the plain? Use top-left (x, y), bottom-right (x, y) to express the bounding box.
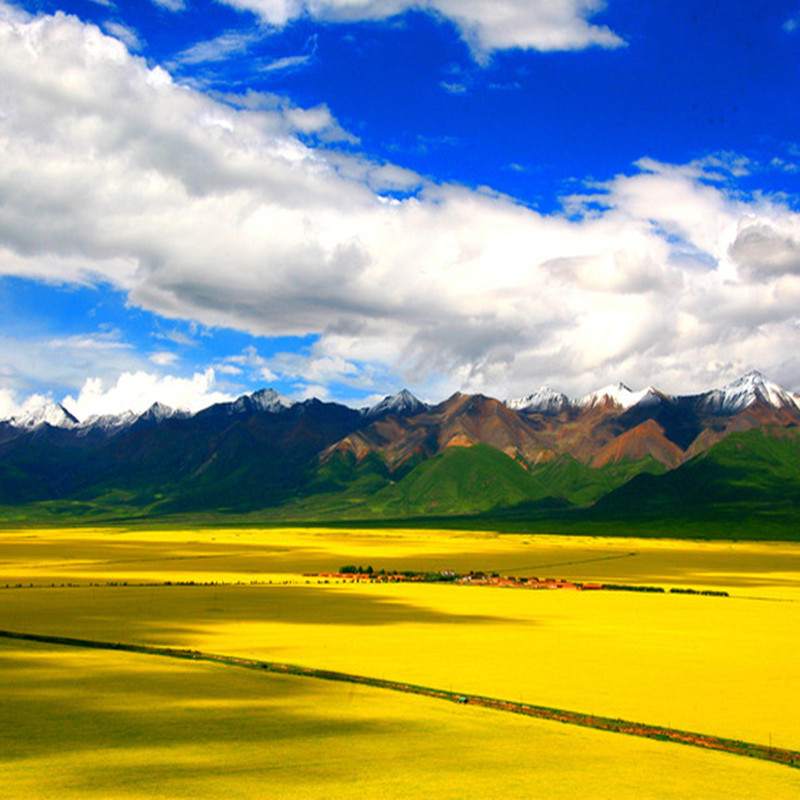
top-left (0, 526), bottom-right (798, 798)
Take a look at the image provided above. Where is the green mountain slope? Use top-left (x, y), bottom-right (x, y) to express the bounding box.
top-left (252, 446), bottom-right (665, 521)
top-left (2, 396), bottom-right (799, 538)
top-left (364, 443), bottom-right (547, 517)
top-left (593, 426), bottom-right (800, 519)
top-left (526, 453), bottom-right (667, 506)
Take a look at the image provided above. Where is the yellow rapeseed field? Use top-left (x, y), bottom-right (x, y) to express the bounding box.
top-left (0, 526), bottom-right (799, 796)
top-left (3, 525), bottom-right (799, 593)
top-left (1, 638), bottom-right (798, 800)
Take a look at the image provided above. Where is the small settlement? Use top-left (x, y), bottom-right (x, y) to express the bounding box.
top-left (307, 569), bottom-right (728, 596)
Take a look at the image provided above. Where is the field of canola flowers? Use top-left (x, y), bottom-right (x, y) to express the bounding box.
top-left (0, 526), bottom-right (798, 798)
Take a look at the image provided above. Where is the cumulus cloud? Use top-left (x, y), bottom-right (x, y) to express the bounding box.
top-left (211, 91), bottom-right (357, 143)
top-left (0, 388), bottom-right (24, 419)
top-left (729, 217), bottom-right (800, 278)
top-left (62, 369), bottom-right (233, 420)
top-left (217, 0), bottom-right (624, 57)
top-left (0, 6), bottom-right (800, 406)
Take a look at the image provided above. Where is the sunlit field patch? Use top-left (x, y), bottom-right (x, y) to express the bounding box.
top-left (0, 525), bottom-right (798, 791)
top-left (1, 639), bottom-right (798, 800)
top-left (2, 526), bottom-right (799, 594)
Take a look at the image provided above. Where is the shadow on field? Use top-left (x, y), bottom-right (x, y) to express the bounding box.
top-left (0, 638), bottom-right (423, 783)
top-left (0, 584), bottom-right (516, 650)
top-left (0, 537), bottom-right (551, 582)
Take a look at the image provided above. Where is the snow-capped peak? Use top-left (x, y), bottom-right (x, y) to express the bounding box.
top-left (365, 389), bottom-right (427, 418)
top-left (703, 371), bottom-right (800, 414)
top-left (506, 387), bottom-right (569, 414)
top-left (4, 401), bottom-right (78, 429)
top-left (137, 402), bottom-right (188, 423)
top-left (79, 402), bottom-right (187, 430)
top-left (579, 383), bottom-right (660, 410)
top-left (232, 388), bottom-right (293, 414)
top-left (77, 409), bottom-right (138, 433)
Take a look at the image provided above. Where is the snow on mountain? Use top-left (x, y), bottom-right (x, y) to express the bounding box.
top-left (579, 383), bottom-right (661, 410)
top-left (631, 387), bottom-right (670, 408)
top-left (3, 371), bottom-right (798, 434)
top-left (365, 389), bottom-right (427, 418)
top-left (231, 388), bottom-right (293, 414)
top-left (509, 372), bottom-right (800, 415)
top-left (702, 370), bottom-right (800, 414)
top-left (3, 401), bottom-right (78, 429)
top-left (136, 401), bottom-right (188, 423)
top-left (506, 387), bottom-right (570, 414)
top-left (77, 409), bottom-right (138, 434)
top-left (77, 402), bottom-right (190, 434)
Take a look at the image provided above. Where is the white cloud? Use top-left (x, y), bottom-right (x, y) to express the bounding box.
top-left (62, 369), bottom-right (233, 420)
top-left (150, 351), bottom-right (180, 366)
top-left (262, 53), bottom-right (312, 72)
top-left (103, 21), bottom-right (142, 51)
top-left (293, 382), bottom-right (331, 401)
top-left (156, 328), bottom-right (198, 347)
top-left (171, 29), bottom-right (262, 64)
top-left (0, 390), bottom-right (67, 421)
top-left (270, 350), bottom-right (364, 385)
top-left (210, 91), bottom-right (359, 143)
top-left (0, 387), bottom-right (23, 419)
top-left (0, 248), bottom-right (138, 289)
top-left (222, 346), bottom-right (279, 382)
top-left (217, 0), bottom-right (625, 56)
top-left (431, 0), bottom-right (625, 57)
top-left (216, 363), bottom-right (244, 375)
top-left (0, 6), bottom-right (799, 406)
top-left (440, 82), bottom-right (467, 94)
top-left (0, 331), bottom-right (144, 398)
top-left (729, 217), bottom-right (800, 278)
top-left (152, 0), bottom-right (186, 11)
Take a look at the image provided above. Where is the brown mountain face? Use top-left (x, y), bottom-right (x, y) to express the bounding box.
top-left (4, 373), bottom-right (798, 517)
top-left (323, 391), bottom-right (800, 475)
top-left (527, 402), bottom-right (631, 463)
top-left (589, 419), bottom-right (685, 469)
top-left (432, 393), bottom-right (550, 461)
top-left (323, 393), bottom-right (552, 471)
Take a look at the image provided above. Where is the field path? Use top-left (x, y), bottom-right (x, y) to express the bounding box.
top-left (1, 627), bottom-right (798, 771)
top-left (496, 550), bottom-right (639, 574)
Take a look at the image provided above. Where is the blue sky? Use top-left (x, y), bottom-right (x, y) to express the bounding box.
top-left (2, 0), bottom-right (800, 418)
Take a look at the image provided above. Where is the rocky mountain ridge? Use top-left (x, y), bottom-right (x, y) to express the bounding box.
top-left (0, 371), bottom-right (798, 521)
top-left (4, 370), bottom-right (797, 432)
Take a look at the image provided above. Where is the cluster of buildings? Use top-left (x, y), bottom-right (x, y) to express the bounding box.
top-left (309, 570), bottom-right (604, 591)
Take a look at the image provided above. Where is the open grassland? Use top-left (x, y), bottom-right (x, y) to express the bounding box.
top-left (1, 526), bottom-right (799, 795)
top-left (3, 639), bottom-right (799, 800)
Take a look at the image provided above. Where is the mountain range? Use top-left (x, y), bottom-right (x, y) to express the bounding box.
top-left (1, 370), bottom-right (799, 531)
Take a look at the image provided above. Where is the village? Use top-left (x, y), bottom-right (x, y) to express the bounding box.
top-left (307, 568), bottom-right (728, 596)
